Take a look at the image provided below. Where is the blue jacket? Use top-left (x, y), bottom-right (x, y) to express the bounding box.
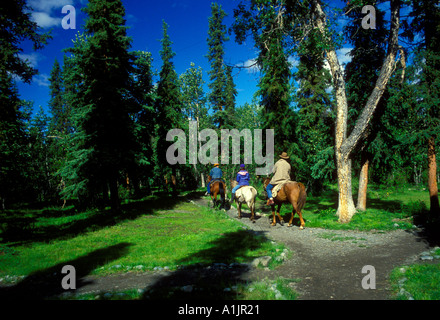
top-left (210, 167), bottom-right (223, 179)
top-left (236, 170), bottom-right (250, 186)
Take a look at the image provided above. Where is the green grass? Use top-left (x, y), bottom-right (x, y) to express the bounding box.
top-left (1, 184), bottom-right (435, 299)
top-left (0, 193), bottom-right (292, 299)
top-left (254, 183), bottom-right (430, 231)
top-left (390, 258), bottom-right (440, 300)
top-left (0, 199), bottom-right (286, 279)
top-left (59, 277), bottom-right (300, 300)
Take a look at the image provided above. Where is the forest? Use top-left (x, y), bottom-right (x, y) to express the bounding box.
top-left (1, 0), bottom-right (439, 225)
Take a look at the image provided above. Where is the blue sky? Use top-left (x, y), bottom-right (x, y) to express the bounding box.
top-left (17, 0), bottom-right (358, 116)
top-left (17, 0), bottom-right (264, 116)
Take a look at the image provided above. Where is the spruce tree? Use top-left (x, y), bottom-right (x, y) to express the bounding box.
top-left (232, 0), bottom-right (294, 155)
top-left (0, 0), bottom-right (49, 208)
top-left (130, 50), bottom-right (156, 195)
top-left (406, 0), bottom-right (440, 215)
top-left (153, 21), bottom-right (183, 194)
top-left (207, 2), bottom-right (230, 129)
top-left (295, 27), bottom-right (335, 193)
top-left (62, 0), bottom-right (136, 210)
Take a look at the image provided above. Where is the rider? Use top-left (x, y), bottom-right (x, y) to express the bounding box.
top-left (206, 163), bottom-right (223, 195)
top-left (266, 152), bottom-right (291, 205)
top-left (231, 164), bottom-right (250, 202)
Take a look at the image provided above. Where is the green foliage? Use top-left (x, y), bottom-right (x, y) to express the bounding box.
top-left (206, 3), bottom-right (235, 129)
top-left (60, 0), bottom-right (138, 210)
top-left (153, 20), bottom-right (183, 185)
top-left (294, 26), bottom-right (335, 192)
top-left (0, 0), bottom-right (50, 208)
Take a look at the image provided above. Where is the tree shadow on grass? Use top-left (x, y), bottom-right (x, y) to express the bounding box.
top-left (0, 194), bottom-right (192, 246)
top-left (0, 242), bottom-right (132, 300)
top-left (140, 229), bottom-right (269, 300)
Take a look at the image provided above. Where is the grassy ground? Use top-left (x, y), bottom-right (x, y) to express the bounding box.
top-left (1, 184), bottom-right (437, 300)
top-left (390, 248), bottom-right (440, 300)
top-left (0, 191), bottom-right (296, 299)
top-left (251, 183), bottom-right (430, 231)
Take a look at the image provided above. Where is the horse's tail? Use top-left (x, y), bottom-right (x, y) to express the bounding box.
top-left (219, 181), bottom-right (225, 200)
top-left (297, 183), bottom-right (307, 211)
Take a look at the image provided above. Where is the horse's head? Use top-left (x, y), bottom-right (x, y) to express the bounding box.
top-left (230, 179), bottom-right (238, 188)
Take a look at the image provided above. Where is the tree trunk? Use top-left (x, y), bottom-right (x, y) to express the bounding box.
top-left (336, 152), bottom-right (356, 222)
top-left (312, 0), bottom-right (400, 222)
top-left (428, 136), bottom-right (439, 214)
top-left (109, 178), bottom-right (120, 211)
top-left (357, 157), bottom-right (369, 211)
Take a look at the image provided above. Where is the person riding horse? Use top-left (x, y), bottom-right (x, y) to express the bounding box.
top-left (231, 164), bottom-right (250, 202)
top-left (266, 152), bottom-right (291, 205)
top-left (206, 163), bottom-right (224, 195)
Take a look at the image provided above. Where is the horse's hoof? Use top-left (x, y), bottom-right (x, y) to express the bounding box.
top-left (299, 226), bottom-right (304, 230)
top-left (287, 224), bottom-right (292, 227)
top-left (271, 223), bottom-right (276, 226)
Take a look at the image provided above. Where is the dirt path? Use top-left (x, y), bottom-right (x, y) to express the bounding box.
top-left (81, 196), bottom-right (434, 300)
top-left (220, 203), bottom-right (429, 300)
top-left (2, 195), bottom-right (435, 300)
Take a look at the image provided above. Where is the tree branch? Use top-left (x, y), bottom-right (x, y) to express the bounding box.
top-left (341, 0), bottom-right (400, 156)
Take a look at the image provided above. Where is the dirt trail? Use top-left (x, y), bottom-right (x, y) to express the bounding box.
top-left (202, 197), bottom-right (432, 300)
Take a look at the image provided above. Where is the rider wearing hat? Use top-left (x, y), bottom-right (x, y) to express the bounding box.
top-left (206, 163), bottom-right (223, 195)
top-left (266, 152), bottom-right (291, 205)
top-left (231, 164), bottom-right (250, 202)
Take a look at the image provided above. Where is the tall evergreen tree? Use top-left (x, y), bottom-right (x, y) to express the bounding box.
top-left (207, 2), bottom-right (231, 129)
top-left (295, 27), bottom-right (335, 193)
top-left (62, 0), bottom-right (136, 210)
top-left (129, 50), bottom-right (156, 195)
top-left (0, 0), bottom-right (50, 208)
top-left (407, 0), bottom-right (440, 216)
top-left (153, 20), bottom-right (183, 194)
top-left (232, 0), bottom-right (295, 155)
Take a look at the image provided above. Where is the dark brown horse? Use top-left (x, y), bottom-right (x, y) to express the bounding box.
top-left (263, 177), bottom-right (307, 229)
top-left (208, 177), bottom-right (226, 209)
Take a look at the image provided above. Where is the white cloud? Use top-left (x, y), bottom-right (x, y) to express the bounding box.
top-left (30, 11), bottom-right (61, 28)
top-left (337, 47), bottom-right (353, 66)
top-left (34, 74), bottom-right (50, 87)
top-left (28, 0), bottom-right (73, 12)
top-left (18, 53), bottom-right (41, 68)
top-left (288, 56), bottom-right (299, 69)
top-left (239, 58), bottom-right (260, 74)
top-left (27, 0), bottom-right (74, 29)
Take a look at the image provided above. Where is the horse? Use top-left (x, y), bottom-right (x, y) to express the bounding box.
top-left (263, 177), bottom-right (307, 229)
top-left (230, 180), bottom-right (258, 222)
top-left (208, 177), bottom-right (226, 209)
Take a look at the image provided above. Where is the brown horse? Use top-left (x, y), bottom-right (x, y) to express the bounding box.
top-left (263, 177), bottom-right (307, 229)
top-left (208, 177), bottom-right (226, 209)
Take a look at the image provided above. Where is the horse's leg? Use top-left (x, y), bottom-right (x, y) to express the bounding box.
top-left (276, 204), bottom-right (284, 225)
top-left (288, 202), bottom-right (305, 229)
top-left (249, 201), bottom-right (255, 222)
top-left (237, 202), bottom-right (242, 219)
top-left (297, 209), bottom-right (305, 229)
top-left (270, 204), bottom-right (276, 226)
top-left (211, 192), bottom-right (216, 208)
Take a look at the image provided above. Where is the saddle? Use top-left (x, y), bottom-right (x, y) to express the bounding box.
top-left (209, 178), bottom-right (224, 185)
top-left (271, 180), bottom-right (295, 198)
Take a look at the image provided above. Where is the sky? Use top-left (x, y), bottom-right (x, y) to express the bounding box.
top-left (16, 0), bottom-right (355, 116)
